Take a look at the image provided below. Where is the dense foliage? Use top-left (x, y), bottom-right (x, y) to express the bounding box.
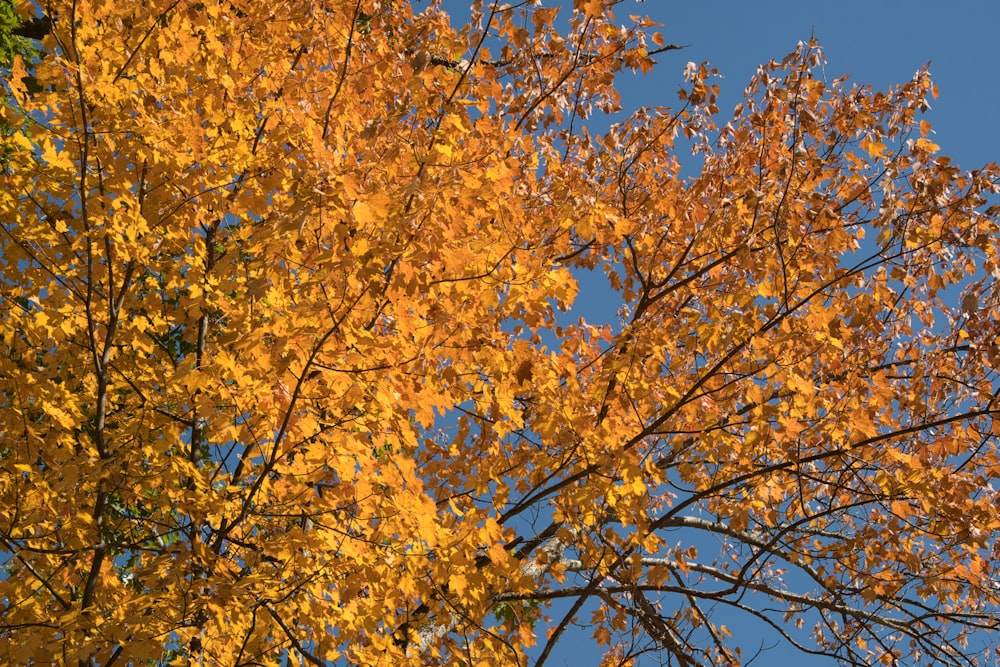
top-left (1, 1), bottom-right (999, 665)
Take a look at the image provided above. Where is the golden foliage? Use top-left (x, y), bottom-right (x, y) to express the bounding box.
top-left (1, 1), bottom-right (999, 665)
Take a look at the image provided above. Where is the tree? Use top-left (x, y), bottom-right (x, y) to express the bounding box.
top-left (0, 0), bottom-right (40, 175)
top-left (1, 0), bottom-right (999, 664)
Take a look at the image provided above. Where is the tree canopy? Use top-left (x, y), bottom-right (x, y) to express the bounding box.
top-left (2, 0), bottom-right (1000, 665)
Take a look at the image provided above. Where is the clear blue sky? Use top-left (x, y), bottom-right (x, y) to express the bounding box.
top-left (439, 1), bottom-right (1000, 665)
top-left (620, 0), bottom-right (1000, 169)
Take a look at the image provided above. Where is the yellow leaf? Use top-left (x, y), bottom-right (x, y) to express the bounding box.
top-left (41, 141), bottom-right (74, 171)
top-left (11, 131), bottom-right (33, 151)
top-left (862, 137), bottom-right (887, 158)
top-left (352, 200), bottom-right (377, 225)
top-left (449, 572), bottom-right (468, 598)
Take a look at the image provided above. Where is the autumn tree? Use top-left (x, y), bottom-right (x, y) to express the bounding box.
top-left (1, 0), bottom-right (1000, 665)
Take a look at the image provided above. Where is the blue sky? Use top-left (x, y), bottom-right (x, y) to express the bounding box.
top-left (619, 0), bottom-right (1000, 169)
top-left (442, 1), bottom-right (1000, 665)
